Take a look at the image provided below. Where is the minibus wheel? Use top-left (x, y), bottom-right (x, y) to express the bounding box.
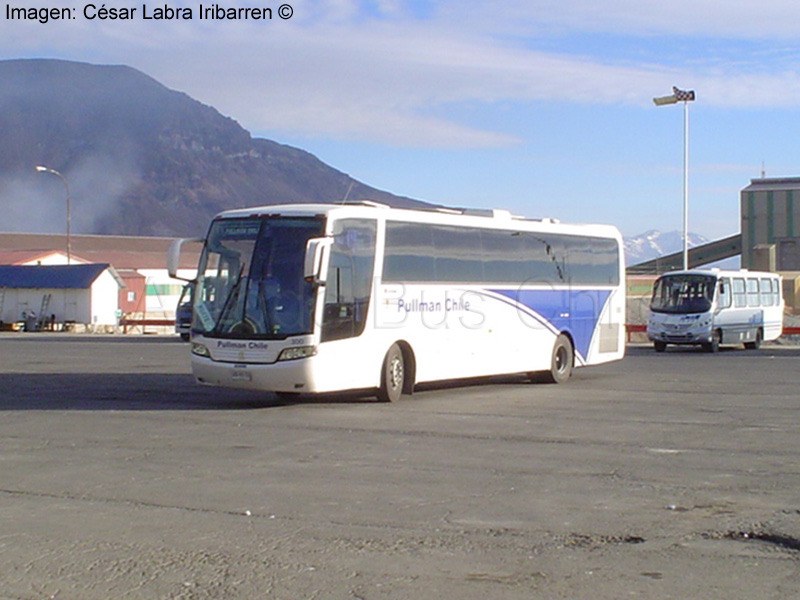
top-left (654, 341), bottom-right (667, 353)
top-left (744, 329), bottom-right (762, 350)
top-left (704, 330), bottom-right (721, 353)
top-left (377, 343), bottom-right (405, 402)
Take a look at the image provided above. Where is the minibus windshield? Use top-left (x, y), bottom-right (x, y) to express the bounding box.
top-left (650, 274), bottom-right (716, 314)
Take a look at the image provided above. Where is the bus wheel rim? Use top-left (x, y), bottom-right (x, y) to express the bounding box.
top-left (555, 346), bottom-right (567, 373)
top-left (390, 356), bottom-right (404, 389)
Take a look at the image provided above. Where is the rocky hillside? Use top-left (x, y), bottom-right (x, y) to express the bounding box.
top-left (0, 59), bottom-right (431, 237)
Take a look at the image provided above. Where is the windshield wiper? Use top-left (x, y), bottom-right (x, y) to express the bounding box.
top-left (213, 263), bottom-right (246, 335)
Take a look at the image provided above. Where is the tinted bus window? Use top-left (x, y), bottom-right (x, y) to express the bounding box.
top-left (383, 222), bottom-right (435, 282)
top-left (383, 222), bottom-right (620, 286)
top-left (432, 226), bottom-right (485, 282)
top-left (482, 229), bottom-right (528, 283)
top-left (322, 219), bottom-right (377, 342)
top-left (563, 236), bottom-right (620, 285)
top-left (521, 234), bottom-right (566, 283)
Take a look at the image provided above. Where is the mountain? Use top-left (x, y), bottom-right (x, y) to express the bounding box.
top-left (0, 59), bottom-right (433, 238)
top-left (624, 229), bottom-right (710, 266)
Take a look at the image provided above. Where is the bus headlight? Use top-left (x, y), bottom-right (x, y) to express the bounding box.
top-left (191, 342), bottom-right (211, 357)
top-left (278, 346), bottom-right (317, 361)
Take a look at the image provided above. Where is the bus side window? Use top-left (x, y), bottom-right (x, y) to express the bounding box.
top-left (760, 278), bottom-right (773, 306)
top-left (733, 278), bottom-right (747, 308)
top-left (717, 278), bottom-right (731, 309)
top-left (321, 219), bottom-right (377, 343)
top-left (323, 252), bottom-right (355, 336)
top-left (747, 278), bottom-right (760, 307)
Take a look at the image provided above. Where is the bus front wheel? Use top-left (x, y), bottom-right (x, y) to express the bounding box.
top-left (703, 330), bottom-right (721, 353)
top-left (544, 334), bottom-right (574, 384)
top-left (377, 343), bottom-right (405, 403)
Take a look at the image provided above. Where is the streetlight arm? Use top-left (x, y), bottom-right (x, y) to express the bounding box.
top-left (34, 165), bottom-right (72, 265)
top-left (35, 165), bottom-right (65, 184)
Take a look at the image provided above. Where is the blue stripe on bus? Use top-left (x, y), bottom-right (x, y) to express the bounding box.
top-left (490, 289), bottom-right (612, 362)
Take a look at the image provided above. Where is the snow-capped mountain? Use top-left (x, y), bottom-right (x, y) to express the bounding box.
top-left (624, 230), bottom-right (709, 266)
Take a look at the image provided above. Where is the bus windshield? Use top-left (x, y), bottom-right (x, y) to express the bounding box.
top-left (650, 274), bottom-right (716, 314)
top-left (193, 216), bottom-right (325, 338)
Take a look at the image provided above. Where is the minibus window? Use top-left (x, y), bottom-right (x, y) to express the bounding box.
top-left (747, 278), bottom-right (760, 307)
top-left (717, 278), bottom-right (731, 309)
top-left (733, 278), bottom-right (747, 308)
top-left (760, 278), bottom-right (773, 306)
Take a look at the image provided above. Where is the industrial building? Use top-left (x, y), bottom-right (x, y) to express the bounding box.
top-left (0, 263), bottom-right (123, 330)
top-left (739, 177), bottom-right (800, 310)
top-left (0, 233), bottom-right (201, 331)
top-left (741, 177), bottom-right (800, 271)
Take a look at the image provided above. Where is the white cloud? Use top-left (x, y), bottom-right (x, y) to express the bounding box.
top-left (3, 0), bottom-right (800, 148)
top-left (435, 0), bottom-right (800, 39)
top-left (119, 21), bottom-right (669, 145)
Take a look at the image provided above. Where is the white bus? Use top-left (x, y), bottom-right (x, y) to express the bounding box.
top-left (647, 269), bottom-right (783, 353)
top-left (168, 202), bottom-right (626, 401)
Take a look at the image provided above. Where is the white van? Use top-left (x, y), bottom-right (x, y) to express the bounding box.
top-left (647, 269), bottom-right (783, 352)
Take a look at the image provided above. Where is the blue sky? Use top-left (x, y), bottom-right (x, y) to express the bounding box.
top-left (4, 0), bottom-right (800, 239)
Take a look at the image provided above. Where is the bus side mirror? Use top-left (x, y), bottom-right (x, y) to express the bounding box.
top-left (167, 237), bottom-right (204, 280)
top-left (304, 237), bottom-right (332, 285)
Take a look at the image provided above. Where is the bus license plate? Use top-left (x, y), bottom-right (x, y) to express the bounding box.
top-left (232, 368), bottom-right (251, 381)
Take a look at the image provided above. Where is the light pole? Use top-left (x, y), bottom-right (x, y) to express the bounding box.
top-left (653, 86), bottom-right (696, 271)
top-left (35, 165), bottom-right (72, 265)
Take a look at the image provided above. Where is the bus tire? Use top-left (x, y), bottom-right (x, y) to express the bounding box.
top-left (744, 329), bottom-right (762, 350)
top-left (544, 334), bottom-right (574, 384)
top-left (377, 343), bottom-right (405, 402)
top-left (703, 329), bottom-right (721, 353)
top-left (654, 341), bottom-right (667, 353)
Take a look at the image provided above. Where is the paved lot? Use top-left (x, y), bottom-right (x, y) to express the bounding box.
top-left (1, 333), bottom-right (800, 599)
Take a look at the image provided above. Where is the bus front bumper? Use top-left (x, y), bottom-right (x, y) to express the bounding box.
top-left (647, 328), bottom-right (712, 345)
top-left (191, 355), bottom-right (319, 393)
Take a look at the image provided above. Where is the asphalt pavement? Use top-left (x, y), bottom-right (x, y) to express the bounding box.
top-left (1, 333), bottom-right (799, 599)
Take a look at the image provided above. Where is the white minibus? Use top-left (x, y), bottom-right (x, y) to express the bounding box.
top-left (647, 269), bottom-right (783, 352)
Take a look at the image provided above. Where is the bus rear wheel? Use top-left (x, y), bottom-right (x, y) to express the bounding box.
top-left (377, 343), bottom-right (405, 403)
top-left (744, 329), bottom-right (762, 350)
top-left (544, 334), bottom-right (574, 384)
